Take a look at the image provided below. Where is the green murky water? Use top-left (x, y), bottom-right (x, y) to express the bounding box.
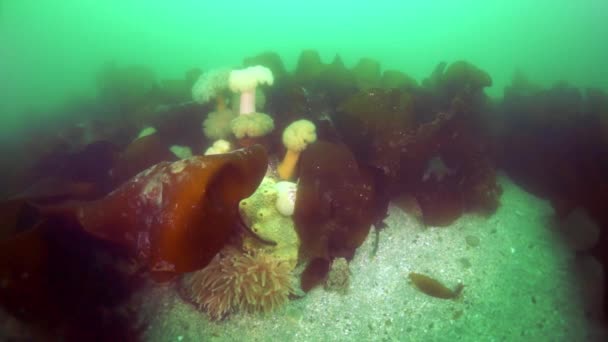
top-left (3, 1), bottom-right (607, 138)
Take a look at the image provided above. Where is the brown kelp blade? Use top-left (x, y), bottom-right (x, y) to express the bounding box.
top-left (40, 145), bottom-right (268, 280)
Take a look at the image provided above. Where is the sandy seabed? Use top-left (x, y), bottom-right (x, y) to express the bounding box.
top-left (138, 175), bottom-right (607, 342)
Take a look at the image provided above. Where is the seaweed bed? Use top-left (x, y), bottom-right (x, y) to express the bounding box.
top-left (1, 50), bottom-right (608, 341)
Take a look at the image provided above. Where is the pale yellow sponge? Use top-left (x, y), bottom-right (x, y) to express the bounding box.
top-left (238, 177), bottom-right (299, 269)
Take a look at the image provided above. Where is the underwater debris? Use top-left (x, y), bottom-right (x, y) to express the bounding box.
top-left (408, 272), bottom-right (464, 300)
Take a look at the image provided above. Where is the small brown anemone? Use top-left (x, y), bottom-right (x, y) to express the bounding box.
top-left (186, 247), bottom-right (294, 320)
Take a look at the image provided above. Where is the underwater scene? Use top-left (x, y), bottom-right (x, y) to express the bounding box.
top-left (2, 1), bottom-right (608, 341)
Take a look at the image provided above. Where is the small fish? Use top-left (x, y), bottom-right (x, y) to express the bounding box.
top-left (408, 272), bottom-right (464, 299)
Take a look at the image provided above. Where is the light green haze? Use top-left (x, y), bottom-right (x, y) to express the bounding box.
top-left (2, 0), bottom-right (607, 140)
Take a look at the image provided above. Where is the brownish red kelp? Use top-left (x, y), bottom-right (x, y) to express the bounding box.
top-left (0, 146), bottom-right (268, 339)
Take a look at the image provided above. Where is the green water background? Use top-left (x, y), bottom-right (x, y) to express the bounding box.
top-left (2, 0), bottom-right (607, 140)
